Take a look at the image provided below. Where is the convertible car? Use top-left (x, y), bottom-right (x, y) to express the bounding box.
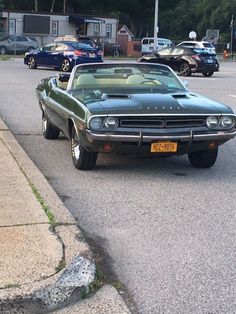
top-left (36, 62), bottom-right (236, 170)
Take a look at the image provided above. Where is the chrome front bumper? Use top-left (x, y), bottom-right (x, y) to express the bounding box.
top-left (86, 129), bottom-right (236, 143)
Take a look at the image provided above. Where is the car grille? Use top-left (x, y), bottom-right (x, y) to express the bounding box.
top-left (119, 117), bottom-right (205, 128)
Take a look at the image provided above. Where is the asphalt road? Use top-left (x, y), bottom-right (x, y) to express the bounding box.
top-left (1, 59), bottom-right (236, 313)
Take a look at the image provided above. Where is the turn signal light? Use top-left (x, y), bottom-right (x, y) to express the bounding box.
top-left (208, 142), bottom-right (217, 149)
top-left (103, 143), bottom-right (113, 152)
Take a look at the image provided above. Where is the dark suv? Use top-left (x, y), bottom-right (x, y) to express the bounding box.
top-left (139, 46), bottom-right (219, 77)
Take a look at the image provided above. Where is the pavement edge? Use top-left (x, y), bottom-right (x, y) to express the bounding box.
top-left (0, 117), bottom-right (96, 313)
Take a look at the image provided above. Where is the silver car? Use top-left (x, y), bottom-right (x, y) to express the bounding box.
top-left (0, 35), bottom-right (39, 55)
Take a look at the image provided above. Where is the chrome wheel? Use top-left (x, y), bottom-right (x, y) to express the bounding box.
top-left (42, 115), bottom-right (48, 133)
top-left (71, 126), bottom-right (97, 170)
top-left (179, 63), bottom-right (191, 76)
top-left (61, 59), bottom-right (70, 72)
top-left (28, 56), bottom-right (37, 69)
top-left (0, 46), bottom-right (7, 55)
top-left (41, 111), bottom-right (60, 139)
top-left (71, 132), bottom-right (80, 161)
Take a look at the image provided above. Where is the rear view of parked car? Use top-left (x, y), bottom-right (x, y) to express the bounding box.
top-left (24, 41), bottom-right (103, 72)
top-left (177, 41), bottom-right (216, 54)
top-left (139, 46), bottom-right (219, 77)
top-left (0, 34), bottom-right (39, 55)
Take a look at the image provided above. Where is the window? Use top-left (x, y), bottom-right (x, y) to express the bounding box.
top-left (93, 23), bottom-right (100, 37)
top-left (52, 21), bottom-right (58, 37)
top-left (16, 36), bottom-right (28, 42)
top-left (158, 48), bottom-right (172, 55)
top-left (171, 48), bottom-right (184, 55)
top-left (106, 24), bottom-right (112, 38)
top-left (9, 19), bottom-right (16, 35)
top-left (54, 44), bottom-right (68, 51)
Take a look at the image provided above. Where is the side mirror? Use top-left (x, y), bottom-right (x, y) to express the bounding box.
top-left (182, 80), bottom-right (189, 90)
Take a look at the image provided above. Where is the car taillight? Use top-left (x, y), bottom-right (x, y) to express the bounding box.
top-left (74, 50), bottom-right (87, 56)
top-left (192, 54), bottom-right (201, 61)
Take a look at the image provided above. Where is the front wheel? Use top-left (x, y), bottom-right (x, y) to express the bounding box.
top-left (202, 72), bottom-right (214, 77)
top-left (179, 63), bottom-right (191, 76)
top-left (71, 126), bottom-right (97, 170)
top-left (42, 111), bottom-right (60, 139)
top-left (61, 59), bottom-right (71, 72)
top-left (28, 56), bottom-right (37, 69)
top-left (188, 148), bottom-right (218, 168)
top-left (0, 46), bottom-right (7, 55)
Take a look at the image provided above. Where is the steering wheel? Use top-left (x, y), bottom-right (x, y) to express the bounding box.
top-left (141, 79), bottom-right (162, 85)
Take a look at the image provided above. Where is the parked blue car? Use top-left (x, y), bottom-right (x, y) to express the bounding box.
top-left (24, 41), bottom-right (103, 72)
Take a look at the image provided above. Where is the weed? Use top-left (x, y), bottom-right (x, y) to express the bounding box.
top-left (4, 283), bottom-right (20, 289)
top-left (55, 259), bottom-right (66, 273)
top-left (29, 182), bottom-right (57, 226)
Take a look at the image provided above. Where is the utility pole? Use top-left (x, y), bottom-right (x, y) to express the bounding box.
top-left (34, 0), bottom-right (38, 11)
top-left (50, 0), bottom-right (56, 12)
top-left (230, 15), bottom-right (234, 60)
top-left (63, 0), bottom-right (67, 13)
top-left (153, 0), bottom-right (159, 51)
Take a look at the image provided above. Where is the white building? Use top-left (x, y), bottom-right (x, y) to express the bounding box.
top-left (0, 10), bottom-right (118, 46)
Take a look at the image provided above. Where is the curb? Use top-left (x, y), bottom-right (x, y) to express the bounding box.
top-left (0, 118), bottom-right (96, 313)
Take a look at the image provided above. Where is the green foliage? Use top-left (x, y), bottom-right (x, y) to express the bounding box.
top-left (1, 0), bottom-right (236, 41)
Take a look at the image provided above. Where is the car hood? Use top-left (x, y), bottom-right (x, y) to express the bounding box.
top-left (86, 93), bottom-right (233, 115)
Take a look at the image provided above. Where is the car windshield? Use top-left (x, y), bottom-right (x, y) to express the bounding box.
top-left (203, 43), bottom-right (214, 48)
top-left (69, 63), bottom-right (186, 103)
top-left (70, 42), bottom-right (95, 49)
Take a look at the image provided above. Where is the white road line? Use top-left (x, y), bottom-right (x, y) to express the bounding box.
top-left (229, 95), bottom-right (236, 98)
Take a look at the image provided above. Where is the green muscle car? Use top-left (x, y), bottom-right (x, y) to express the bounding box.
top-left (36, 62), bottom-right (236, 170)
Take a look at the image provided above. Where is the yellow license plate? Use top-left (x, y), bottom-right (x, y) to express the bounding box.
top-left (151, 142), bottom-right (177, 153)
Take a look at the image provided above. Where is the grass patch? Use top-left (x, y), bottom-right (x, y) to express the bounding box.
top-left (29, 182), bottom-right (57, 226)
top-left (4, 283), bottom-right (21, 289)
top-left (89, 265), bottom-right (106, 293)
top-left (0, 55), bottom-right (12, 61)
top-left (55, 259), bottom-right (66, 273)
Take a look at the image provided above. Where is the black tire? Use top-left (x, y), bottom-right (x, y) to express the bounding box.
top-left (0, 46), bottom-right (7, 55)
top-left (179, 63), bottom-right (192, 76)
top-left (42, 111), bottom-right (60, 139)
top-left (188, 148), bottom-right (218, 168)
top-left (71, 126), bottom-right (97, 170)
top-left (27, 56), bottom-right (37, 69)
top-left (61, 59), bottom-right (71, 72)
top-left (202, 72), bottom-right (214, 77)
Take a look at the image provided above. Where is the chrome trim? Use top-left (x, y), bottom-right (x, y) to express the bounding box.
top-left (87, 113), bottom-right (236, 119)
top-left (86, 129), bottom-right (236, 143)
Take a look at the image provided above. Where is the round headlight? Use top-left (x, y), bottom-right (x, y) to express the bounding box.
top-left (89, 117), bottom-right (103, 130)
top-left (221, 116), bottom-right (235, 129)
top-left (104, 117), bottom-right (119, 129)
top-left (206, 116), bottom-right (219, 129)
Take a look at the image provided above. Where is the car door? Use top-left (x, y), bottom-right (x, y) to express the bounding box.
top-left (52, 43), bottom-right (69, 68)
top-left (169, 48), bottom-right (185, 70)
top-left (16, 36), bottom-right (30, 52)
top-left (36, 44), bottom-right (56, 67)
top-left (155, 47), bottom-right (174, 67)
top-left (7, 35), bottom-right (20, 53)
